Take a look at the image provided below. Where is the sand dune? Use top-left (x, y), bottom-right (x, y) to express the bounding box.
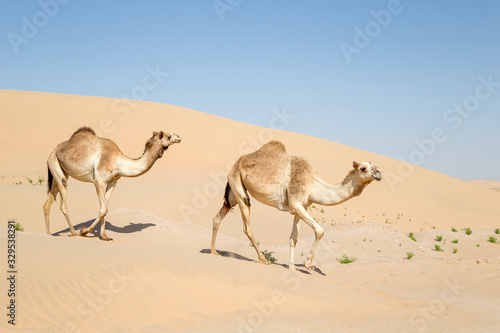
top-left (1, 90), bottom-right (499, 332)
top-left (469, 180), bottom-right (500, 193)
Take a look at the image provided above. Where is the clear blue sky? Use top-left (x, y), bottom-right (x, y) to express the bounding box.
top-left (1, 0), bottom-right (499, 180)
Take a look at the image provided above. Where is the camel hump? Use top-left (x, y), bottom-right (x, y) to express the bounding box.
top-left (258, 140), bottom-right (287, 154)
top-left (289, 156), bottom-right (314, 195)
top-left (290, 156), bottom-right (313, 181)
top-left (70, 127), bottom-right (96, 138)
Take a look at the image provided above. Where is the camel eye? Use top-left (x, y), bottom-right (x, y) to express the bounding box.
top-left (360, 167), bottom-right (367, 172)
top-left (167, 135), bottom-right (171, 140)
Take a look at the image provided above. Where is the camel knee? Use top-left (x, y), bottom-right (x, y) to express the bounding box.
top-left (43, 202), bottom-right (51, 215)
top-left (289, 238), bottom-right (297, 248)
top-left (316, 227), bottom-right (324, 240)
top-left (98, 207), bottom-right (108, 218)
top-left (59, 203), bottom-right (68, 215)
top-left (212, 219), bottom-right (221, 234)
top-left (243, 226), bottom-right (253, 238)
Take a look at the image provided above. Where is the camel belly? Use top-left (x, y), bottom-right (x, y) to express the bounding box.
top-left (247, 184), bottom-right (289, 211)
top-left (57, 150), bottom-right (99, 183)
top-left (63, 165), bottom-right (95, 182)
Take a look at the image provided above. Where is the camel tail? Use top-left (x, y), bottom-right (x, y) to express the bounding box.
top-left (47, 167), bottom-right (53, 194)
top-left (223, 183), bottom-right (231, 209)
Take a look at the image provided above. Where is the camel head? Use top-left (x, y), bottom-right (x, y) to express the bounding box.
top-left (146, 131), bottom-right (181, 158)
top-left (153, 131), bottom-right (182, 149)
top-left (352, 161), bottom-right (382, 183)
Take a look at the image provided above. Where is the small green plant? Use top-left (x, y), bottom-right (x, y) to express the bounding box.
top-left (451, 227), bottom-right (458, 232)
top-left (320, 209), bottom-right (324, 214)
top-left (14, 222), bottom-right (24, 232)
top-left (217, 250), bottom-right (227, 257)
top-left (487, 236), bottom-right (498, 244)
top-left (38, 176), bottom-right (44, 185)
top-left (435, 235), bottom-right (443, 242)
top-left (377, 248), bottom-right (381, 253)
top-left (476, 244), bottom-right (480, 247)
top-left (262, 250), bottom-right (277, 264)
top-left (451, 239), bottom-right (458, 244)
top-left (406, 252), bottom-right (414, 260)
top-left (452, 248), bottom-right (458, 254)
top-left (408, 232), bottom-right (417, 242)
top-left (434, 244), bottom-right (444, 252)
top-left (465, 227), bottom-right (472, 235)
top-left (495, 228), bottom-right (500, 235)
top-left (336, 254), bottom-right (357, 264)
top-left (250, 241), bottom-right (261, 248)
top-left (27, 178), bottom-right (33, 184)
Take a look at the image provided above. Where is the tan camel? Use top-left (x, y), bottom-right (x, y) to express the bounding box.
top-left (211, 140), bottom-right (382, 270)
top-left (43, 127), bottom-right (181, 240)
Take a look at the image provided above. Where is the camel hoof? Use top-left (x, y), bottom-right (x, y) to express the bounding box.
top-left (211, 250), bottom-right (220, 256)
top-left (259, 258), bottom-right (270, 265)
top-left (304, 259), bottom-right (314, 270)
top-left (79, 228), bottom-right (89, 236)
top-left (100, 235), bottom-right (113, 241)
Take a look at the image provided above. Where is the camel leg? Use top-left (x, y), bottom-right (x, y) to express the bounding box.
top-left (227, 177), bottom-right (267, 263)
top-left (293, 205), bottom-right (324, 270)
top-left (211, 184), bottom-right (236, 254)
top-left (79, 181), bottom-right (111, 240)
top-left (99, 180), bottom-right (117, 240)
top-left (210, 206), bottom-right (230, 255)
top-left (239, 203), bottom-right (268, 263)
top-left (288, 215), bottom-right (301, 270)
top-left (46, 157), bottom-right (78, 236)
top-left (58, 184), bottom-right (78, 236)
top-left (43, 184), bottom-right (59, 235)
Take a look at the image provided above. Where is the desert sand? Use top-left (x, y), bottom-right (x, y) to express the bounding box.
top-left (0, 90), bottom-right (499, 332)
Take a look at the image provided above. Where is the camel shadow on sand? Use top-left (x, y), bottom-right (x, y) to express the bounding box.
top-left (199, 249), bottom-right (325, 275)
top-left (53, 219), bottom-right (155, 238)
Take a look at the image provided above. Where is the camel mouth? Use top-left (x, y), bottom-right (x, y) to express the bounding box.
top-left (373, 173), bottom-right (382, 181)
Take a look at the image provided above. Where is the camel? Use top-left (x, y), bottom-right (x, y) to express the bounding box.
top-left (43, 127), bottom-right (181, 240)
top-left (210, 140), bottom-right (382, 270)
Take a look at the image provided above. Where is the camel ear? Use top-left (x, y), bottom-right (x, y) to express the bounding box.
top-left (153, 131), bottom-right (159, 137)
top-left (353, 161), bottom-right (359, 169)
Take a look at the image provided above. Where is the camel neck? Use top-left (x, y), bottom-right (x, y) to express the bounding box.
top-left (310, 173), bottom-right (366, 206)
top-left (117, 144), bottom-right (162, 178)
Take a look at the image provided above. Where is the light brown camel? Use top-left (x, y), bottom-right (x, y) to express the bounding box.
top-left (211, 140), bottom-right (382, 270)
top-left (43, 127), bottom-right (181, 240)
